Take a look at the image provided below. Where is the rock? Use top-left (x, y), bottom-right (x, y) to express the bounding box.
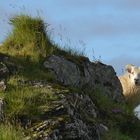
top-left (26, 87), bottom-right (101, 140)
top-left (64, 119), bottom-right (98, 140)
top-left (65, 93), bottom-right (97, 119)
top-left (134, 105), bottom-right (140, 120)
top-left (0, 98), bottom-right (4, 121)
top-left (44, 93), bottom-right (99, 140)
top-left (99, 124), bottom-right (109, 134)
top-left (62, 93), bottom-right (99, 140)
top-left (0, 54), bottom-right (10, 91)
top-left (44, 55), bottom-right (81, 87)
top-left (0, 62), bottom-right (9, 91)
top-left (44, 55), bottom-right (123, 102)
top-left (0, 53), bottom-right (17, 91)
top-left (0, 62), bottom-right (9, 79)
top-left (0, 80), bottom-right (6, 91)
top-left (0, 53), bottom-right (9, 62)
top-left (0, 53), bottom-right (17, 75)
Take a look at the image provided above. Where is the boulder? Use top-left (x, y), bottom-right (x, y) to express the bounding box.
top-left (44, 55), bottom-right (123, 102)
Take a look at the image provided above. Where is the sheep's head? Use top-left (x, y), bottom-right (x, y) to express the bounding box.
top-left (126, 64), bottom-right (140, 86)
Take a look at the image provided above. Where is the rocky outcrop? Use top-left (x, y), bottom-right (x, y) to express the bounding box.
top-left (44, 55), bottom-right (123, 102)
top-left (26, 87), bottom-right (103, 140)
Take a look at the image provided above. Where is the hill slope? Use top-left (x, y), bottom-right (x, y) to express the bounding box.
top-left (0, 15), bottom-right (140, 140)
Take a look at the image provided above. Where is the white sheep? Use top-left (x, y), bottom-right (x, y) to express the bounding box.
top-left (119, 64), bottom-right (140, 120)
top-left (119, 64), bottom-right (140, 106)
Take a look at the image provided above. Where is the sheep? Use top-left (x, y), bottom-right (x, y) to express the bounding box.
top-left (119, 64), bottom-right (140, 106)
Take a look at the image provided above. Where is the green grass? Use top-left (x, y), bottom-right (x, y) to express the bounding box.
top-left (1, 15), bottom-right (52, 61)
top-left (0, 124), bottom-right (24, 140)
top-left (0, 14), bottom-right (86, 62)
top-left (101, 129), bottom-right (133, 140)
top-left (2, 85), bottom-right (55, 121)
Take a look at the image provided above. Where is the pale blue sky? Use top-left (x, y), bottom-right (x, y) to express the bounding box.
top-left (1, 0), bottom-right (140, 75)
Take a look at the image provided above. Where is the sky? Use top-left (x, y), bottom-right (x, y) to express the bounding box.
top-left (1, 0), bottom-right (140, 75)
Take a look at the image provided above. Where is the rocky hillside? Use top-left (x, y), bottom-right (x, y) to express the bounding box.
top-left (0, 15), bottom-right (140, 140)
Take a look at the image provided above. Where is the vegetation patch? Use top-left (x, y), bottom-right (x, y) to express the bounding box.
top-left (0, 123), bottom-right (24, 140)
top-left (87, 87), bottom-right (140, 139)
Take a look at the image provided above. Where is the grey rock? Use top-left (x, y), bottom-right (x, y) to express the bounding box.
top-left (0, 80), bottom-right (6, 91)
top-left (0, 98), bottom-right (4, 121)
top-left (64, 119), bottom-right (97, 140)
top-left (0, 61), bottom-right (9, 91)
top-left (0, 62), bottom-right (9, 79)
top-left (44, 55), bottom-right (123, 102)
top-left (99, 124), bottom-right (109, 134)
top-left (0, 53), bottom-right (17, 75)
top-left (65, 93), bottom-right (97, 119)
top-left (62, 93), bottom-right (99, 140)
top-left (27, 91), bottom-right (100, 140)
top-left (44, 93), bottom-right (99, 140)
top-left (44, 55), bottom-right (81, 87)
top-left (0, 53), bottom-right (9, 62)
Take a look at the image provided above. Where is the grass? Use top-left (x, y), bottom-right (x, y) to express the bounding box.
top-left (101, 129), bottom-right (133, 140)
top-left (0, 124), bottom-right (24, 140)
top-left (86, 87), bottom-right (140, 139)
top-left (0, 14), bottom-right (86, 61)
top-left (1, 15), bottom-right (52, 61)
top-left (2, 82), bottom-right (55, 121)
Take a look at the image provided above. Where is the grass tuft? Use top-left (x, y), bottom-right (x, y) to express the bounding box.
top-left (1, 15), bottom-right (52, 62)
top-left (0, 123), bottom-right (24, 140)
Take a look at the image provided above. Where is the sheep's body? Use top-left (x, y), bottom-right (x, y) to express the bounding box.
top-left (119, 74), bottom-right (140, 97)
